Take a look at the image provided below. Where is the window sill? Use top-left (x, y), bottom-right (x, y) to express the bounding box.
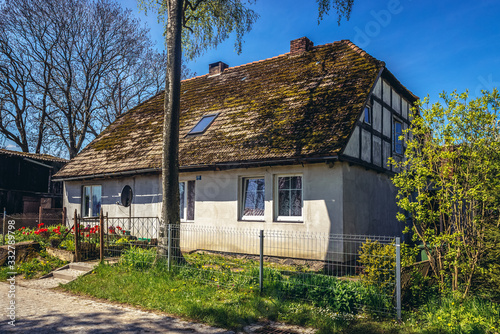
top-left (238, 218), bottom-right (266, 222)
top-left (273, 219), bottom-right (304, 224)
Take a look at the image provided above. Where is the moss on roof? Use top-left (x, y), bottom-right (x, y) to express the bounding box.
top-left (55, 40), bottom-right (393, 178)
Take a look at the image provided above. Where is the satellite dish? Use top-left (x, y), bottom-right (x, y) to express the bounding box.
top-left (120, 185), bottom-right (133, 207)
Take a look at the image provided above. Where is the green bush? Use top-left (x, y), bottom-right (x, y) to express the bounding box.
top-left (474, 226), bottom-right (500, 303)
top-left (358, 240), bottom-right (416, 292)
top-left (258, 267), bottom-right (393, 315)
top-left (407, 294), bottom-right (500, 334)
top-left (119, 246), bottom-right (156, 270)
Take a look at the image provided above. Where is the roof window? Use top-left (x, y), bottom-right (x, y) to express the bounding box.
top-left (188, 113), bottom-right (218, 135)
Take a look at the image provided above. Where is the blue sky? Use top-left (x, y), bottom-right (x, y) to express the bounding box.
top-left (124, 0), bottom-right (500, 103)
top-left (2, 0), bottom-right (499, 152)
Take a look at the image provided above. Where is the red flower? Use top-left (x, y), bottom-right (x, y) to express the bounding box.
top-left (86, 234), bottom-right (90, 237)
top-left (37, 223), bottom-right (44, 228)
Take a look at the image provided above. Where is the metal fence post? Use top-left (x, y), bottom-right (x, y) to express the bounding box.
top-left (167, 224), bottom-right (172, 271)
top-left (99, 209), bottom-right (104, 263)
top-left (2, 207), bottom-right (6, 245)
top-left (74, 209), bottom-right (79, 262)
top-left (259, 230), bottom-right (264, 293)
top-left (395, 237), bottom-right (402, 321)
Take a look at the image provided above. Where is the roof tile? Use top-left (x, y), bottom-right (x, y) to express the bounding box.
top-left (55, 40), bottom-right (390, 178)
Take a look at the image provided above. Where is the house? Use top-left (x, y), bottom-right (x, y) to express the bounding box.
top-left (0, 149), bottom-right (67, 214)
top-left (53, 38), bottom-right (417, 260)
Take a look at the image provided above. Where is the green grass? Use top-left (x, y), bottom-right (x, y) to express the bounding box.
top-left (62, 263), bottom-right (382, 332)
top-left (0, 249), bottom-right (67, 280)
top-left (404, 294), bottom-right (500, 334)
top-left (60, 249), bottom-right (500, 334)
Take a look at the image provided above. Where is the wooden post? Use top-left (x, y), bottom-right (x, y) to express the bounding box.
top-left (74, 209), bottom-right (79, 262)
top-left (39, 206), bottom-right (43, 226)
top-left (62, 207), bottom-right (67, 227)
top-left (99, 209), bottom-right (104, 263)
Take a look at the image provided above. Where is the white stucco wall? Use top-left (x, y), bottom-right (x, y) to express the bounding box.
top-left (63, 163), bottom-right (346, 260)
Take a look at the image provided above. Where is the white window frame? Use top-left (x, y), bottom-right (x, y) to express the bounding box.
top-left (240, 177), bottom-right (265, 221)
top-left (393, 118), bottom-right (404, 155)
top-left (179, 181), bottom-right (195, 222)
top-left (179, 181), bottom-right (187, 221)
top-left (274, 174), bottom-right (303, 222)
top-left (82, 185), bottom-right (101, 217)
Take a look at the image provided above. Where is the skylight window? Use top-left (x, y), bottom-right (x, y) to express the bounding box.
top-left (188, 113), bottom-right (218, 135)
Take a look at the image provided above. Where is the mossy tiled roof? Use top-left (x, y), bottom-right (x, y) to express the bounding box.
top-left (55, 40), bottom-right (390, 179)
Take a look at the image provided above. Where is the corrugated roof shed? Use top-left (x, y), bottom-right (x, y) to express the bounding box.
top-left (0, 149), bottom-right (67, 163)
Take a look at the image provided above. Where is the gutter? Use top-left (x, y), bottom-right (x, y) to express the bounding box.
top-left (52, 156), bottom-right (340, 181)
top-left (23, 157), bottom-right (54, 169)
top-left (52, 168), bottom-right (161, 182)
top-left (179, 156), bottom-right (340, 172)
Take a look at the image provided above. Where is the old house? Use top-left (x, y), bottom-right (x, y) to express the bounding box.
top-left (0, 149), bottom-right (67, 214)
top-left (54, 38), bottom-right (417, 258)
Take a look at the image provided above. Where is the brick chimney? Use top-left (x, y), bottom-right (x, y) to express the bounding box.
top-left (209, 61), bottom-right (229, 75)
top-left (290, 37), bottom-right (314, 55)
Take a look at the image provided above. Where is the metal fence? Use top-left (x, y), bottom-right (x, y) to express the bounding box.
top-left (74, 215), bottom-right (401, 319)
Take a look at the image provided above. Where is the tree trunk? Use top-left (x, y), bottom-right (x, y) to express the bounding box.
top-left (159, 0), bottom-right (184, 262)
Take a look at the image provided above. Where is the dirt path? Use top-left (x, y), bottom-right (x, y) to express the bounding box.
top-left (0, 280), bottom-right (233, 333)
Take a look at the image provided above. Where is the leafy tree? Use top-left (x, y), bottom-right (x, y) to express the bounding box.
top-left (137, 0), bottom-right (354, 260)
top-left (391, 90), bottom-right (500, 297)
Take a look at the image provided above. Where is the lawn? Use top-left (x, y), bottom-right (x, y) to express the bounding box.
top-left (60, 248), bottom-right (500, 334)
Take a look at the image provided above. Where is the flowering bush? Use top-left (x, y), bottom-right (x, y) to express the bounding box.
top-left (16, 224), bottom-right (69, 247)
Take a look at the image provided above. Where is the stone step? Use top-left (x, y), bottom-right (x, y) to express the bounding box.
top-left (69, 262), bottom-right (95, 272)
top-left (53, 268), bottom-right (86, 281)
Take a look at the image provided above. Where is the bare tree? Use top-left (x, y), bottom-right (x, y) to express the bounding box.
top-left (0, 0), bottom-right (178, 158)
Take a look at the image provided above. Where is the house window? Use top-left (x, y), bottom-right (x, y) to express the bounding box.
top-left (241, 177), bottom-right (265, 220)
top-left (188, 114), bottom-right (218, 135)
top-left (393, 119), bottom-right (403, 154)
top-left (82, 185), bottom-right (101, 217)
top-left (364, 106), bottom-right (371, 124)
top-left (275, 175), bottom-right (303, 222)
top-left (179, 181), bottom-right (195, 221)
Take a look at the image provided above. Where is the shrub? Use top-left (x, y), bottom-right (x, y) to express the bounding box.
top-left (358, 240), bottom-right (416, 292)
top-left (408, 294), bottom-right (500, 334)
top-left (119, 246), bottom-right (156, 270)
top-left (358, 240), bottom-right (397, 294)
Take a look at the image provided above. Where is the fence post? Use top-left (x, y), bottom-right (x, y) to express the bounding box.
top-left (105, 213), bottom-right (108, 252)
top-left (259, 230), bottom-right (264, 293)
top-left (74, 209), bottom-right (79, 262)
top-left (167, 224), bottom-right (172, 271)
top-left (395, 237), bottom-right (401, 321)
top-left (99, 208), bottom-right (104, 263)
top-left (62, 207), bottom-right (67, 226)
top-left (2, 207), bottom-right (6, 245)
top-left (39, 206), bottom-right (43, 226)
